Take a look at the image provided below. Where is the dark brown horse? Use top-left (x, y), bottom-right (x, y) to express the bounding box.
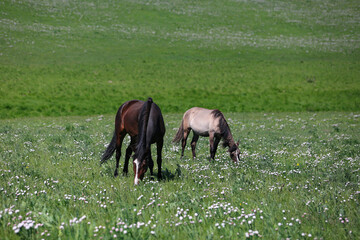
top-left (101, 98), bottom-right (165, 184)
top-left (173, 107), bottom-right (240, 162)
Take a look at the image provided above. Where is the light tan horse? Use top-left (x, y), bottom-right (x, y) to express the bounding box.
top-left (173, 107), bottom-right (240, 162)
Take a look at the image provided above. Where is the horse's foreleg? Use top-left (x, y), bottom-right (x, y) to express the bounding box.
top-left (212, 136), bottom-right (221, 160)
top-left (148, 149), bottom-right (154, 176)
top-left (191, 133), bottom-right (199, 158)
top-left (123, 145), bottom-right (132, 175)
top-left (156, 138), bottom-right (163, 180)
top-left (209, 134), bottom-right (220, 161)
top-left (123, 137), bottom-right (135, 176)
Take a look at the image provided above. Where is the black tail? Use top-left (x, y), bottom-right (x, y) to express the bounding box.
top-left (173, 120), bottom-right (184, 143)
top-left (100, 101), bottom-right (127, 164)
top-left (134, 98), bottom-right (153, 159)
top-left (101, 131), bottom-right (116, 164)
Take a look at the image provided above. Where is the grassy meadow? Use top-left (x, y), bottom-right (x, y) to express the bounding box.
top-left (1, 0), bottom-right (360, 239)
top-left (1, 0), bottom-right (359, 118)
top-left (0, 112), bottom-right (359, 239)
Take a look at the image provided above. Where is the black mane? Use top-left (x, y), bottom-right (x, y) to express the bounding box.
top-left (133, 98), bottom-right (153, 162)
top-left (211, 109), bottom-right (232, 148)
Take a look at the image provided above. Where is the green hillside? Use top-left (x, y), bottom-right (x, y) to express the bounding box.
top-left (1, 0), bottom-right (359, 118)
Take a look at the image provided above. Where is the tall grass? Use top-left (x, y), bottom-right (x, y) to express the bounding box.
top-left (0, 112), bottom-right (359, 239)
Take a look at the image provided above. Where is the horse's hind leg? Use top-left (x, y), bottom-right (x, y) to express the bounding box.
top-left (114, 133), bottom-right (125, 177)
top-left (181, 129), bottom-right (190, 158)
top-left (191, 133), bottom-right (199, 158)
top-left (156, 138), bottom-right (163, 179)
top-left (123, 136), bottom-right (135, 176)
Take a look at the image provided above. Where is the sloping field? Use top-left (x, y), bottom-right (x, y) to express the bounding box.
top-left (1, 0), bottom-right (359, 118)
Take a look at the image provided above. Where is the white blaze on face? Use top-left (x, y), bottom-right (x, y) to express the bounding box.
top-left (236, 149), bottom-right (240, 162)
top-left (134, 158), bottom-right (140, 185)
top-left (231, 149), bottom-right (240, 163)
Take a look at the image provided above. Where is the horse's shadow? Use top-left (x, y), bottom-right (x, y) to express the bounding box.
top-left (160, 164), bottom-right (182, 182)
top-left (103, 162), bottom-right (182, 183)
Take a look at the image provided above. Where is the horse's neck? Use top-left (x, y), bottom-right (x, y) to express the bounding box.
top-left (222, 124), bottom-right (236, 148)
top-left (225, 134), bottom-right (236, 148)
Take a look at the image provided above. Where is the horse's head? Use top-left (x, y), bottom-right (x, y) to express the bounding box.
top-left (133, 157), bottom-right (148, 185)
top-left (229, 142), bottom-right (240, 163)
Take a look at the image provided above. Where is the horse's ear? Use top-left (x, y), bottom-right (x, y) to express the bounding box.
top-left (236, 140), bottom-right (240, 146)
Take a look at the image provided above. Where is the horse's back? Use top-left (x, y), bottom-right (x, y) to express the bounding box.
top-left (185, 107), bottom-right (220, 136)
top-left (117, 100), bottom-right (144, 136)
top-left (121, 100), bottom-right (144, 114)
top-left (115, 99), bottom-right (165, 139)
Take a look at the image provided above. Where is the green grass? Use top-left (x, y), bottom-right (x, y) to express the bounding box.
top-left (1, 1), bottom-right (359, 238)
top-left (1, 0), bottom-right (359, 118)
top-left (0, 112), bottom-right (359, 239)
